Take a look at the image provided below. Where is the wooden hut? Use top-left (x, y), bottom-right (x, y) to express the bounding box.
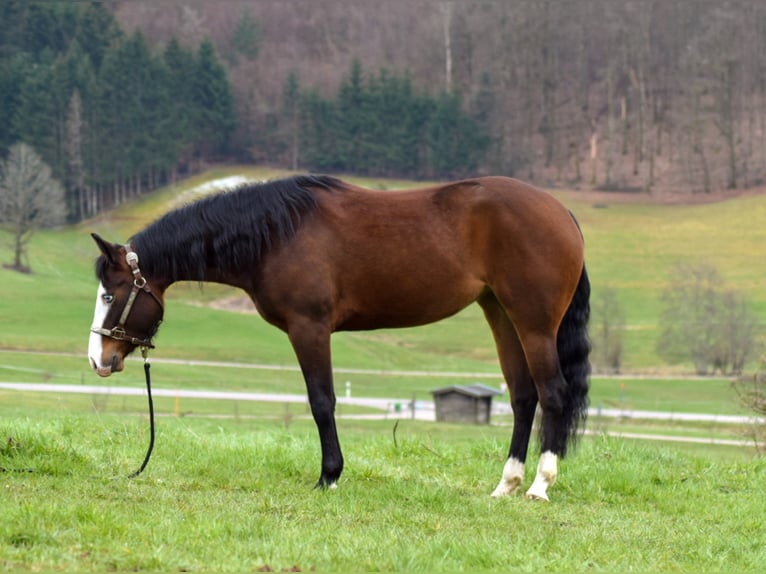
top-left (430, 383), bottom-right (504, 424)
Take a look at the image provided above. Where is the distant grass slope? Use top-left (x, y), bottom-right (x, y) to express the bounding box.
top-left (566, 191), bottom-right (766, 368)
top-left (0, 167), bottom-right (764, 374)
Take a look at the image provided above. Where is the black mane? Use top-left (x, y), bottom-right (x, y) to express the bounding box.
top-left (127, 174), bottom-right (343, 281)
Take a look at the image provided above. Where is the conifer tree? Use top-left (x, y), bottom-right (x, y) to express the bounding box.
top-left (192, 39), bottom-right (236, 157)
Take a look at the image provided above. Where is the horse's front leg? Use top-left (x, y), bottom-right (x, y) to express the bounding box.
top-left (288, 321), bottom-right (343, 488)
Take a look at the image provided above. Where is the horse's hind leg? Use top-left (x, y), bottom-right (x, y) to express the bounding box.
top-left (514, 330), bottom-right (569, 501)
top-left (486, 289), bottom-right (580, 502)
top-left (478, 293), bottom-right (538, 497)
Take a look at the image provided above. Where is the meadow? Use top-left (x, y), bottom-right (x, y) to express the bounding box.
top-left (1, 167), bottom-right (765, 571)
top-left (2, 410), bottom-right (765, 572)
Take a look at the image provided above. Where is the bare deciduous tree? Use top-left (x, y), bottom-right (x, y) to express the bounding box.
top-left (657, 262), bottom-right (757, 375)
top-left (592, 287), bottom-right (625, 374)
top-left (732, 349), bottom-right (766, 455)
top-left (0, 143), bottom-right (66, 273)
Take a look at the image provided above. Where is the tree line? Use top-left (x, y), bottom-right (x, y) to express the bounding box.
top-left (0, 1), bottom-right (492, 223)
top-left (111, 0), bottom-right (766, 198)
top-left (6, 1), bottom-right (766, 223)
top-left (291, 61), bottom-right (489, 178)
top-left (0, 2), bottom-right (236, 221)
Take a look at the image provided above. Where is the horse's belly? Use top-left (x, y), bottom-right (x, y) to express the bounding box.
top-left (335, 278), bottom-right (483, 331)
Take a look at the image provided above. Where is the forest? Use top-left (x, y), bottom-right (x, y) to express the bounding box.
top-left (3, 0), bottom-right (766, 222)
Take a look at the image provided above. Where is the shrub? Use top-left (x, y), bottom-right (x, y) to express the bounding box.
top-left (656, 262), bottom-right (758, 375)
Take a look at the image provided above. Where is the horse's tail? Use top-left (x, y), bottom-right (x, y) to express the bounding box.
top-left (556, 264), bottom-right (591, 457)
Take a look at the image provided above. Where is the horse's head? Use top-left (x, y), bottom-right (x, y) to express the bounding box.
top-left (88, 233), bottom-right (164, 377)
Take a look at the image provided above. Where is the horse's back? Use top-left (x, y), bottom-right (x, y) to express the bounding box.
top-left (254, 176), bottom-right (583, 332)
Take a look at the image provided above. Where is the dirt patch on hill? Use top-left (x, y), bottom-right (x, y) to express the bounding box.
top-left (207, 295), bottom-right (260, 315)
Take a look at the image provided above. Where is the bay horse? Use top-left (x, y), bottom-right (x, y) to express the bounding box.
top-left (88, 174), bottom-right (590, 501)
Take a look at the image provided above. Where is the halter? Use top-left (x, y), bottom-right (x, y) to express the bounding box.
top-left (90, 244), bottom-right (164, 349)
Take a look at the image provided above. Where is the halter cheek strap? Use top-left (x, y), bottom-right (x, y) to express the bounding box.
top-left (90, 244), bottom-right (164, 349)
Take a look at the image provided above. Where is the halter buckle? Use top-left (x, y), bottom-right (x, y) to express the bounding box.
top-left (111, 326), bottom-right (127, 341)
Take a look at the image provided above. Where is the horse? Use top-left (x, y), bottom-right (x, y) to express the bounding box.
top-left (88, 174), bottom-right (590, 501)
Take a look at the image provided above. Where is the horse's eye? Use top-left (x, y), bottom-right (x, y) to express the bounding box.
top-left (102, 293), bottom-right (114, 304)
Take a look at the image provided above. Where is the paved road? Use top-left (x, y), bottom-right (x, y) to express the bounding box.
top-left (2, 381), bottom-right (762, 426)
top-left (2, 350), bottom-right (762, 447)
top-left (3, 381), bottom-right (762, 448)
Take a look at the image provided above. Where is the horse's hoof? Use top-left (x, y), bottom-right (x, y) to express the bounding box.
top-left (314, 478), bottom-right (338, 490)
top-left (491, 474), bottom-right (523, 497)
top-left (524, 487), bottom-right (550, 502)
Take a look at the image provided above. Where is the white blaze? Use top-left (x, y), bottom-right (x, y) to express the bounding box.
top-left (88, 283), bottom-right (110, 370)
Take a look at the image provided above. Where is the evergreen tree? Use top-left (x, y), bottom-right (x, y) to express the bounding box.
top-left (93, 31), bottom-right (172, 200)
top-left (162, 37), bottom-right (198, 176)
top-left (0, 0), bottom-right (26, 58)
top-left (0, 53), bottom-right (30, 151)
top-left (192, 39), bottom-right (236, 157)
top-left (74, 2), bottom-right (121, 71)
top-left (298, 60), bottom-right (490, 178)
top-left (300, 89), bottom-right (340, 172)
top-left (121, 31), bottom-right (166, 192)
top-left (226, 7), bottom-right (260, 66)
top-left (281, 71), bottom-right (301, 170)
top-left (367, 69), bottom-right (429, 176)
top-left (336, 59), bottom-right (367, 171)
top-left (12, 62), bottom-right (58, 171)
top-left (93, 36), bottom-right (132, 194)
top-left (21, 2), bottom-right (78, 58)
top-left (427, 91), bottom-right (489, 177)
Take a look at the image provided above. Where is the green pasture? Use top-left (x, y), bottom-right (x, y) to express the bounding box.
top-left (1, 166), bottom-right (765, 373)
top-left (2, 168), bottom-right (766, 571)
top-left (565, 192), bottom-right (766, 368)
top-left (2, 412), bottom-right (765, 572)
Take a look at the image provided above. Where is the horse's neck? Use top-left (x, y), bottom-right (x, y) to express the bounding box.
top-left (138, 229), bottom-right (253, 291)
top-left (153, 261), bottom-right (246, 292)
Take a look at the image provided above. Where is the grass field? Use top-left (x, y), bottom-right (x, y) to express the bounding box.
top-left (2, 411), bottom-right (765, 572)
top-left (1, 167), bottom-right (766, 572)
top-left (1, 166), bottom-right (765, 371)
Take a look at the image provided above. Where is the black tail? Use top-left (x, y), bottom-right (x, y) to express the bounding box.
top-left (556, 264), bottom-right (591, 457)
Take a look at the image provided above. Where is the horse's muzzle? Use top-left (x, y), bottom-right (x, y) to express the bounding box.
top-left (90, 355), bottom-right (120, 377)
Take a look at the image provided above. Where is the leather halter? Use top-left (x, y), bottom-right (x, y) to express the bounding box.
top-left (90, 244), bottom-right (164, 349)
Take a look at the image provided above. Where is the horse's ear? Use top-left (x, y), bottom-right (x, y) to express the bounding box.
top-left (91, 233), bottom-right (121, 266)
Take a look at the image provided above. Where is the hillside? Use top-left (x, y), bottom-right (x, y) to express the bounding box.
top-left (112, 0), bottom-right (766, 197)
top-left (1, 168), bottom-right (763, 375)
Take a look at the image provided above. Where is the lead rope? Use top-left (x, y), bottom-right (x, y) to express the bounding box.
top-left (128, 346), bottom-right (155, 479)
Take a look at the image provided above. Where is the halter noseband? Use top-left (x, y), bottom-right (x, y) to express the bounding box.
top-left (91, 244), bottom-right (164, 349)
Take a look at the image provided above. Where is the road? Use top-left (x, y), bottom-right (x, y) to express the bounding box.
top-left (1, 381), bottom-right (763, 448)
top-left (1, 349), bottom-right (762, 447)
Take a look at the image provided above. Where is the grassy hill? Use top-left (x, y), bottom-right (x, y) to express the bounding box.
top-left (1, 167), bottom-right (764, 376)
top-left (2, 169), bottom-right (765, 573)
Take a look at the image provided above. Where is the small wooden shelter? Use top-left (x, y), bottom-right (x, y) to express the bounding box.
top-left (430, 383), bottom-right (504, 424)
